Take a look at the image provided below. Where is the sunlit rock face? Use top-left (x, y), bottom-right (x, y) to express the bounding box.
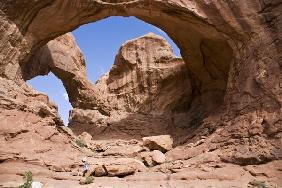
top-left (0, 0), bottom-right (281, 187)
top-left (105, 33), bottom-right (191, 114)
top-left (69, 33), bottom-right (194, 143)
top-left (22, 33), bottom-right (110, 114)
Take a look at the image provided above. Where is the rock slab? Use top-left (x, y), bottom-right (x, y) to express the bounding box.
top-left (142, 135), bottom-right (173, 153)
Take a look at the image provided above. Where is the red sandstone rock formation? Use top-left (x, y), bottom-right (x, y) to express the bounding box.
top-left (0, 0), bottom-right (281, 187)
top-left (69, 33), bottom-right (194, 143)
top-left (23, 33), bottom-right (110, 115)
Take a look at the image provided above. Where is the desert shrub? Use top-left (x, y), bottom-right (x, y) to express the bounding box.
top-left (80, 176), bottom-right (94, 185)
top-left (249, 180), bottom-right (267, 188)
top-left (75, 139), bottom-right (86, 148)
top-left (85, 176), bottom-right (94, 184)
top-left (18, 171), bottom-right (33, 188)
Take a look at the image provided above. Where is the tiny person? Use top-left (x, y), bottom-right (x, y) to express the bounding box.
top-left (82, 157), bottom-right (89, 177)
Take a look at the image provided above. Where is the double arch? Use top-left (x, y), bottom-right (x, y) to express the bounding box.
top-left (15, 0), bottom-right (234, 112)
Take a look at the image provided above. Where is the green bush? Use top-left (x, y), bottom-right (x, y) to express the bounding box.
top-left (249, 180), bottom-right (267, 188)
top-left (80, 176), bottom-right (94, 185)
top-left (75, 139), bottom-right (86, 148)
top-left (18, 171), bottom-right (33, 188)
top-left (85, 176), bottom-right (94, 184)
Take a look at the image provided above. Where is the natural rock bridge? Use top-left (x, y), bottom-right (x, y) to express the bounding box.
top-left (0, 0), bottom-right (281, 187)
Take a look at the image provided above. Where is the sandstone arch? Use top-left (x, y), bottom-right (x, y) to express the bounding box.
top-left (0, 1), bottom-right (281, 186)
top-left (3, 1), bottom-right (233, 97)
top-left (22, 29), bottom-right (196, 143)
top-left (10, 1), bottom-right (237, 121)
top-left (2, 0), bottom-right (279, 114)
top-left (0, 0), bottom-right (280, 160)
top-left (22, 33), bottom-right (110, 114)
top-left (19, 9), bottom-right (232, 143)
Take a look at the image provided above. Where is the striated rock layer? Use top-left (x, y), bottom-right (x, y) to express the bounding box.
top-left (0, 0), bottom-right (281, 187)
top-left (69, 33), bottom-right (195, 143)
top-left (22, 33), bottom-right (110, 114)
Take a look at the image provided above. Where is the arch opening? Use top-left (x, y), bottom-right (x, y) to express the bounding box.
top-left (23, 1), bottom-right (233, 96)
top-left (27, 72), bottom-right (72, 125)
top-left (25, 16), bottom-right (183, 126)
top-left (24, 15), bottom-right (232, 145)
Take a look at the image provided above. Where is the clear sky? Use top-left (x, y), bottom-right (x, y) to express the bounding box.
top-left (27, 16), bottom-right (180, 125)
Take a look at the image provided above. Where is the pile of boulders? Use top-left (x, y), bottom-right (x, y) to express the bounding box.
top-left (139, 135), bottom-right (173, 167)
top-left (75, 133), bottom-right (173, 177)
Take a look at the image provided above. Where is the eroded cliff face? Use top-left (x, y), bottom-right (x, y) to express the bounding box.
top-left (0, 0), bottom-right (281, 187)
top-left (0, 33), bottom-right (94, 187)
top-left (69, 33), bottom-right (195, 143)
top-left (100, 33), bottom-right (191, 114)
top-left (22, 33), bottom-right (110, 114)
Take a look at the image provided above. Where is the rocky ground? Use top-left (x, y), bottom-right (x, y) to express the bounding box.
top-left (1, 128), bottom-right (281, 187)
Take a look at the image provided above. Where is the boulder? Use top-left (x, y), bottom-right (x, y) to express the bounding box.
top-left (104, 158), bottom-right (146, 177)
top-left (85, 165), bottom-right (107, 177)
top-left (140, 150), bottom-right (166, 167)
top-left (151, 150), bottom-right (166, 164)
top-left (86, 157), bottom-right (146, 177)
top-left (140, 152), bottom-right (154, 167)
top-left (105, 165), bottom-right (135, 177)
top-left (94, 165), bottom-right (108, 177)
top-left (142, 135), bottom-right (173, 153)
top-left (78, 132), bottom-right (93, 147)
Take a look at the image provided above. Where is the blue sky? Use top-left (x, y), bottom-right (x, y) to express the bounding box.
top-left (27, 16), bottom-right (180, 125)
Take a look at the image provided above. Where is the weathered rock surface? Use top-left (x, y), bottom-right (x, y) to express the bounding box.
top-left (93, 165), bottom-right (108, 177)
top-left (151, 150), bottom-right (166, 165)
top-left (141, 150), bottom-right (166, 167)
top-left (78, 132), bottom-right (93, 148)
top-left (140, 152), bottom-right (154, 167)
top-left (142, 135), bottom-right (173, 153)
top-left (69, 33), bottom-right (195, 144)
top-left (22, 33), bottom-right (110, 115)
top-left (106, 165), bottom-right (136, 177)
top-left (98, 33), bottom-right (191, 114)
top-left (0, 0), bottom-right (281, 187)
